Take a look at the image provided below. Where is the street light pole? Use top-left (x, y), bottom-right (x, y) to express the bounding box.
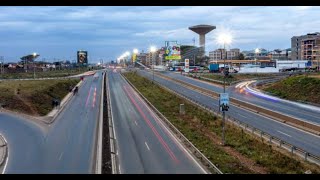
top-left (222, 43), bottom-right (226, 146)
top-left (152, 51), bottom-right (155, 83)
top-left (33, 53), bottom-right (37, 79)
top-left (150, 46), bottom-right (156, 83)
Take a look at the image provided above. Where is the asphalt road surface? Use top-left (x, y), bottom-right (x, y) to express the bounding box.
top-left (137, 70), bottom-right (320, 157)
top-left (108, 70), bottom-right (206, 174)
top-left (0, 71), bottom-right (103, 173)
top-left (160, 72), bottom-right (320, 125)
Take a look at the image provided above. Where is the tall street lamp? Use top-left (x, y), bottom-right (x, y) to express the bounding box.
top-left (255, 48), bottom-right (260, 74)
top-left (150, 46), bottom-right (157, 83)
top-left (33, 52), bottom-right (37, 79)
top-left (217, 32), bottom-right (232, 146)
top-left (133, 48), bottom-right (139, 65)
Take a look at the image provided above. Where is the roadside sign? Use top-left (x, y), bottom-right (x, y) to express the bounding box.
top-left (185, 59), bottom-right (190, 73)
top-left (219, 93), bottom-right (229, 111)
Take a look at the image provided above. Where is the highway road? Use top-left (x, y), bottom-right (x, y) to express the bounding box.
top-left (108, 70), bottom-right (206, 174)
top-left (137, 70), bottom-right (320, 157)
top-left (158, 71), bottom-right (320, 126)
top-left (0, 72), bottom-right (103, 173)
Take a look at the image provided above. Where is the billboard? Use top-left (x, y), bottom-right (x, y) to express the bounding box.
top-left (132, 54), bottom-right (137, 63)
top-left (165, 41), bottom-right (181, 60)
top-left (184, 59), bottom-right (190, 72)
top-left (77, 51), bottom-right (88, 64)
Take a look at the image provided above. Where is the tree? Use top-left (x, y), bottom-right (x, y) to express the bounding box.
top-left (238, 53), bottom-right (245, 60)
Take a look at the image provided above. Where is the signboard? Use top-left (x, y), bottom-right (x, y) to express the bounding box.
top-left (165, 41), bottom-right (181, 60)
top-left (77, 51), bottom-right (88, 65)
top-left (185, 59), bottom-right (190, 73)
top-left (219, 93), bottom-right (229, 111)
top-left (132, 54), bottom-right (137, 63)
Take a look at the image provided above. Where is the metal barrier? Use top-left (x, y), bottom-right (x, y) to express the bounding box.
top-left (120, 73), bottom-right (222, 174)
top-left (143, 72), bottom-right (320, 166)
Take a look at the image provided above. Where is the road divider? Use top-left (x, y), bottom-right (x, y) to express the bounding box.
top-left (95, 72), bottom-right (105, 174)
top-left (154, 72), bottom-right (320, 136)
top-left (106, 72), bottom-right (118, 174)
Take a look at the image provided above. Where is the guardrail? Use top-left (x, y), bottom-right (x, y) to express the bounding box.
top-left (142, 71), bottom-right (320, 166)
top-left (105, 72), bottom-right (118, 174)
top-left (120, 72), bottom-right (222, 174)
top-left (155, 72), bottom-right (320, 135)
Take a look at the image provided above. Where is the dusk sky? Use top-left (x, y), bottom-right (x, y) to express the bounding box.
top-left (1, 6), bottom-right (319, 63)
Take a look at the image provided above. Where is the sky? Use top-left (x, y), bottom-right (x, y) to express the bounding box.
top-left (0, 6), bottom-right (320, 63)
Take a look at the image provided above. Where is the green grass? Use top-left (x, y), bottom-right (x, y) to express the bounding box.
top-left (264, 75), bottom-right (320, 104)
top-left (0, 68), bottom-right (93, 79)
top-left (124, 71), bottom-right (320, 174)
top-left (0, 79), bottom-right (80, 116)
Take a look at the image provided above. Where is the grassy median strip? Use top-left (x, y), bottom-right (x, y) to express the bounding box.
top-left (0, 79), bottom-right (79, 116)
top-left (124, 71), bottom-right (320, 174)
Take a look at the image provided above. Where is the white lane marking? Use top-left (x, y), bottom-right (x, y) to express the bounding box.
top-left (58, 152), bottom-right (64, 160)
top-left (134, 121), bottom-right (138, 126)
top-left (2, 145), bottom-right (9, 174)
top-left (118, 165), bottom-right (122, 174)
top-left (134, 73), bottom-right (208, 173)
top-left (238, 114), bottom-right (247, 119)
top-left (145, 142), bottom-right (150, 151)
top-left (162, 76), bottom-right (320, 140)
top-left (277, 130), bottom-right (292, 138)
top-left (128, 83), bottom-right (207, 174)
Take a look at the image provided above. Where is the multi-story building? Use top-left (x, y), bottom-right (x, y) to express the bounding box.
top-left (268, 49), bottom-right (291, 60)
top-left (209, 48), bottom-right (240, 61)
top-left (291, 32), bottom-right (320, 61)
top-left (146, 51), bottom-right (159, 67)
top-left (137, 52), bottom-right (147, 66)
top-left (242, 48), bottom-right (270, 60)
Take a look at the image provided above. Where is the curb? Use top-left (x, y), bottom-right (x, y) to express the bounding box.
top-left (0, 134), bottom-right (7, 168)
top-left (45, 79), bottom-right (85, 124)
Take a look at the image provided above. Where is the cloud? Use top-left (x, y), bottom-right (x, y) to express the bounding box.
top-left (1, 6), bottom-right (320, 60)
